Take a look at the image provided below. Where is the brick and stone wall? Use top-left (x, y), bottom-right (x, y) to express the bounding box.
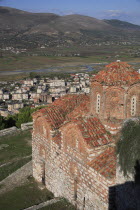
top-left (32, 121), bottom-right (115, 210)
top-left (0, 126), bottom-right (19, 137)
top-left (90, 81), bottom-right (140, 134)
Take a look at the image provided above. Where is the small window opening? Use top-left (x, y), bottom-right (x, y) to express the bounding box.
top-left (96, 94), bottom-right (100, 114)
top-left (131, 96), bottom-right (136, 116)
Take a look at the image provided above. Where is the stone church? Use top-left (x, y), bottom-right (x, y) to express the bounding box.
top-left (32, 61), bottom-right (140, 209)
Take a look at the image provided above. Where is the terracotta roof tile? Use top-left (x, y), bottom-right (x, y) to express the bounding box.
top-left (67, 95), bottom-right (90, 119)
top-left (73, 117), bottom-right (113, 147)
top-left (93, 61), bottom-right (140, 86)
top-left (33, 94), bottom-right (89, 129)
top-left (88, 147), bottom-right (116, 179)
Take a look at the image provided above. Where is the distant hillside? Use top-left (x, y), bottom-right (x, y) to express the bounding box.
top-left (0, 6), bottom-right (140, 56)
top-left (104, 19), bottom-right (140, 31)
top-left (0, 7), bottom-right (111, 34)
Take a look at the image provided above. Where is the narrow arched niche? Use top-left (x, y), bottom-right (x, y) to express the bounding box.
top-left (34, 116), bottom-right (50, 139)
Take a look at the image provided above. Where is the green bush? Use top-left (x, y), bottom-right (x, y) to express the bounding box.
top-left (0, 105), bottom-right (47, 130)
top-left (15, 106), bottom-right (46, 128)
top-left (15, 106), bottom-right (33, 128)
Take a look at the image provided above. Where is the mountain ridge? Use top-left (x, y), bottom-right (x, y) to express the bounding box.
top-left (0, 6), bottom-right (140, 56)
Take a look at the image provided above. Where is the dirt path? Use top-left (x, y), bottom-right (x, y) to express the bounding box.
top-left (24, 198), bottom-right (62, 210)
top-left (0, 155), bottom-right (32, 168)
top-left (0, 161), bottom-right (32, 195)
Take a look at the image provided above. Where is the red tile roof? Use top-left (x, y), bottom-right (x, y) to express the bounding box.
top-left (73, 117), bottom-right (113, 147)
top-left (44, 105), bottom-right (65, 129)
top-left (67, 95), bottom-right (90, 119)
top-left (93, 61), bottom-right (140, 86)
top-left (53, 94), bottom-right (87, 115)
top-left (88, 147), bottom-right (116, 179)
top-left (33, 94), bottom-right (89, 129)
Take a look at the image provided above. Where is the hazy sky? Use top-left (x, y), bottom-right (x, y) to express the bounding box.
top-left (1, 0), bottom-right (140, 25)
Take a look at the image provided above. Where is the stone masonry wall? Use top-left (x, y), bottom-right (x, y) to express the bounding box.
top-left (32, 131), bottom-right (115, 210)
top-left (104, 87), bottom-right (125, 120)
top-left (0, 126), bottom-right (19, 137)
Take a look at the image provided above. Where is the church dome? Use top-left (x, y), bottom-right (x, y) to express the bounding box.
top-left (93, 61), bottom-right (140, 86)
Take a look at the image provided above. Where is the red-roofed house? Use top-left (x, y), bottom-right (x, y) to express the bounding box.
top-left (32, 61), bottom-right (140, 209)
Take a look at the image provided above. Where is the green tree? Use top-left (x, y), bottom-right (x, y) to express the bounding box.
top-left (117, 118), bottom-right (140, 176)
top-left (16, 107), bottom-right (33, 128)
top-left (15, 106), bottom-right (46, 128)
top-left (6, 115), bottom-right (18, 128)
top-left (0, 105), bottom-right (47, 130)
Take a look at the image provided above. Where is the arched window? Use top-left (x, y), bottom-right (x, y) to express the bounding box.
top-left (96, 94), bottom-right (100, 114)
top-left (131, 96), bottom-right (136, 116)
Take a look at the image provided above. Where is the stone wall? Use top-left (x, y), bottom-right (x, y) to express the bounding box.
top-left (32, 130), bottom-right (115, 210)
top-left (21, 122), bottom-right (33, 131)
top-left (0, 126), bottom-right (19, 137)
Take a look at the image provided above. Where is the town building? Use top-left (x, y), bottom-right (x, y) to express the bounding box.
top-left (12, 93), bottom-right (22, 101)
top-left (39, 93), bottom-right (52, 103)
top-left (49, 79), bottom-right (66, 87)
top-left (8, 102), bottom-right (24, 112)
top-left (0, 108), bottom-right (10, 117)
top-left (23, 79), bottom-right (33, 86)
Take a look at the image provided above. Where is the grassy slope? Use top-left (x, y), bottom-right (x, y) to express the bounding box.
top-left (41, 199), bottom-right (76, 210)
top-left (0, 177), bottom-right (54, 210)
top-left (0, 130), bottom-right (32, 164)
top-left (0, 130), bottom-right (75, 210)
top-left (0, 177), bottom-right (76, 210)
top-left (0, 157), bottom-right (31, 182)
top-left (0, 130), bottom-right (32, 181)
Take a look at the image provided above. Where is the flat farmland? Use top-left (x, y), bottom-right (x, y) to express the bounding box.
top-left (0, 53), bottom-right (140, 72)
